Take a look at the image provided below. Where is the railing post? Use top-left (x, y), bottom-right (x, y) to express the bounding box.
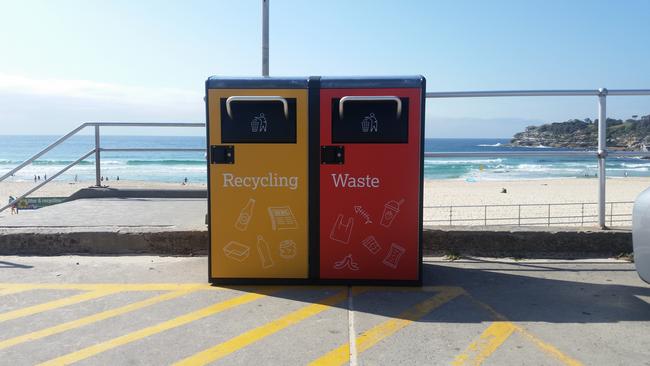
top-left (581, 203), bottom-right (584, 226)
top-left (598, 88), bottom-right (608, 229)
top-left (518, 205), bottom-right (521, 226)
top-left (449, 206), bottom-right (453, 226)
top-left (262, 0), bottom-right (269, 76)
top-left (547, 204), bottom-right (551, 226)
top-left (484, 205), bottom-right (487, 226)
top-left (610, 202), bottom-right (614, 227)
top-left (94, 125), bottom-right (101, 187)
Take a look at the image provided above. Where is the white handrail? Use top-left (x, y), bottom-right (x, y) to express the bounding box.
top-left (0, 122), bottom-right (205, 213)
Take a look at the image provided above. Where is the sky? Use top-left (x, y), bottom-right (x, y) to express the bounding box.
top-left (0, 0), bottom-right (648, 138)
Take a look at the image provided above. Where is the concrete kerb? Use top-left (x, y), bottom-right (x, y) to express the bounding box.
top-left (423, 225), bottom-right (632, 259)
top-left (0, 230), bottom-right (208, 256)
top-left (0, 226), bottom-right (632, 257)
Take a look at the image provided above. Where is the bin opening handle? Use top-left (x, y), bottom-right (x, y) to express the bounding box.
top-left (226, 96), bottom-right (289, 119)
top-left (339, 96), bottom-right (402, 120)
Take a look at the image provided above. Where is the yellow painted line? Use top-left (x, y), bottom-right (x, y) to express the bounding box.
top-left (0, 283), bottom-right (221, 292)
top-left (173, 289), bottom-right (349, 366)
top-left (356, 285), bottom-right (464, 293)
top-left (0, 289), bottom-right (120, 323)
top-left (451, 322), bottom-right (517, 366)
top-left (0, 287), bottom-right (31, 296)
top-left (462, 292), bottom-right (583, 366)
top-left (310, 287), bottom-right (464, 366)
top-left (38, 290), bottom-right (273, 366)
top-left (0, 288), bottom-right (199, 351)
top-left (514, 325), bottom-right (583, 366)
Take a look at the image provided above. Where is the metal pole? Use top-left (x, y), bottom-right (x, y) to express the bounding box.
top-left (94, 125), bottom-right (101, 187)
top-left (598, 88), bottom-right (608, 228)
top-left (484, 206), bottom-right (487, 226)
top-left (449, 206), bottom-right (452, 226)
top-left (262, 0), bottom-right (269, 76)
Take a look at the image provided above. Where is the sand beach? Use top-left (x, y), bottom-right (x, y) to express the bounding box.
top-left (1, 177), bottom-right (648, 226)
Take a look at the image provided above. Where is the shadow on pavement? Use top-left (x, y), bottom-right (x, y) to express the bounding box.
top-left (0, 260), bottom-right (34, 269)
top-left (229, 260), bottom-right (650, 324)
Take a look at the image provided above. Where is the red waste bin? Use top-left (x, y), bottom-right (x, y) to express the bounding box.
top-left (317, 76), bottom-right (425, 284)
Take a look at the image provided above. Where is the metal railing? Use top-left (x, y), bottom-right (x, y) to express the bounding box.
top-left (0, 122), bottom-right (205, 212)
top-left (2, 88), bottom-right (650, 226)
top-left (424, 201), bottom-right (633, 227)
top-left (426, 88), bottom-right (650, 228)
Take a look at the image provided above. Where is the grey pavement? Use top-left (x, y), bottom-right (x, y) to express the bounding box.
top-left (0, 198), bottom-right (207, 231)
top-left (0, 255), bottom-right (648, 365)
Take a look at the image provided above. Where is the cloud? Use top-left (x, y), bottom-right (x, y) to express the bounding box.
top-left (0, 73), bottom-right (204, 135)
top-left (0, 73), bottom-right (201, 107)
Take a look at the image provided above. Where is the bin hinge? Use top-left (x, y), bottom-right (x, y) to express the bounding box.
top-left (321, 145), bottom-right (345, 164)
top-left (210, 145), bottom-right (235, 164)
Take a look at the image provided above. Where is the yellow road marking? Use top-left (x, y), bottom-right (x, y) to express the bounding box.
top-left (0, 283), bottom-right (221, 292)
top-left (0, 289), bottom-right (199, 351)
top-left (451, 322), bottom-right (517, 366)
top-left (0, 289), bottom-right (120, 323)
top-left (173, 289), bottom-right (349, 366)
top-left (0, 288), bottom-right (31, 296)
top-left (462, 292), bottom-right (583, 366)
top-left (38, 290), bottom-right (272, 366)
top-left (310, 287), bottom-right (464, 366)
top-left (515, 326), bottom-right (583, 366)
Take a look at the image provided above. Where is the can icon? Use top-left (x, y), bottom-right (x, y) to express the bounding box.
top-left (380, 199), bottom-right (404, 228)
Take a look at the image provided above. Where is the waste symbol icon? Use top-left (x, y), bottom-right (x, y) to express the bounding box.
top-left (361, 113), bottom-right (378, 133)
top-left (251, 113), bottom-right (268, 133)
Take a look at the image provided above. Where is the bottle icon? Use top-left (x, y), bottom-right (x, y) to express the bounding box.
top-left (257, 235), bottom-right (274, 268)
top-left (235, 198), bottom-right (255, 231)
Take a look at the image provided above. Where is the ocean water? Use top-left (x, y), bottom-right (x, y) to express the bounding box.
top-left (0, 135), bottom-right (648, 183)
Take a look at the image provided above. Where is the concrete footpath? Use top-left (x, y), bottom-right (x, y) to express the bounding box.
top-left (0, 198), bottom-right (633, 257)
top-left (0, 256), bottom-right (648, 365)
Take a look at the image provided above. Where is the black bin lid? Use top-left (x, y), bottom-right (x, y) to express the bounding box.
top-left (206, 76), bottom-right (308, 89)
top-left (319, 75), bottom-right (425, 89)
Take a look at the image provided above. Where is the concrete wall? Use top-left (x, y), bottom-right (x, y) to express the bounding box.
top-left (0, 226), bottom-right (632, 257)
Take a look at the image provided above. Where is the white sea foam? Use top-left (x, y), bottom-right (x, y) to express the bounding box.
top-left (476, 143), bottom-right (502, 147)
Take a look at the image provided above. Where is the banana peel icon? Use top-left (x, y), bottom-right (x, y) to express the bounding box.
top-left (333, 254), bottom-right (360, 271)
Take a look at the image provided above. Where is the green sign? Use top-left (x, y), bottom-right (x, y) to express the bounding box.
top-left (16, 197), bottom-right (66, 209)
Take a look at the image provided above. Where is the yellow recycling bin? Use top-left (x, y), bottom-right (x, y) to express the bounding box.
top-left (206, 77), bottom-right (309, 283)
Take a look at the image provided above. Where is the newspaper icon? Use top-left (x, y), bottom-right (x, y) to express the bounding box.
top-left (223, 241), bottom-right (250, 262)
top-left (268, 206), bottom-right (298, 230)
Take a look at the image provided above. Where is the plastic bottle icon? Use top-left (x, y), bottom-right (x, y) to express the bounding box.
top-left (257, 235), bottom-right (274, 268)
top-left (235, 198), bottom-right (255, 231)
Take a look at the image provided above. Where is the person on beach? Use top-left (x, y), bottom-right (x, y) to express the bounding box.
top-left (44, 174), bottom-right (47, 180)
top-left (117, 176), bottom-right (119, 181)
top-left (8, 196), bottom-right (17, 215)
top-left (34, 175), bottom-right (37, 183)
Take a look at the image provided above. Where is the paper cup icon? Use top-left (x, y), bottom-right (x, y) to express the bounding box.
top-left (380, 199), bottom-right (404, 228)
